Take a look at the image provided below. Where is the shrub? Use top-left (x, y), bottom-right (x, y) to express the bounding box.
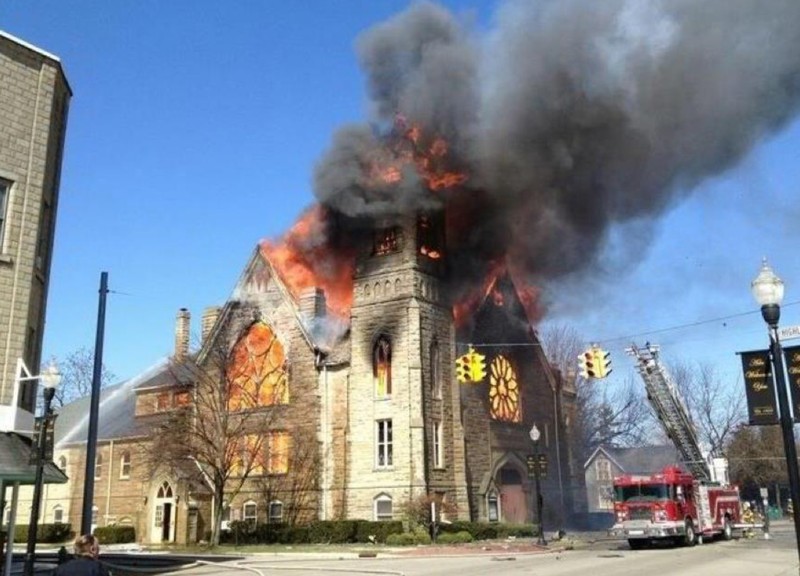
top-left (94, 525), bottom-right (135, 544)
top-left (355, 520), bottom-right (403, 543)
top-left (496, 523), bottom-right (534, 538)
top-left (14, 523), bottom-right (72, 544)
top-left (437, 530), bottom-right (473, 544)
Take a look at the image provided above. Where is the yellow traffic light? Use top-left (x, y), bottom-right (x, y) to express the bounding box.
top-left (593, 347), bottom-right (612, 378)
top-left (578, 349), bottom-right (597, 379)
top-left (456, 346), bottom-right (487, 383)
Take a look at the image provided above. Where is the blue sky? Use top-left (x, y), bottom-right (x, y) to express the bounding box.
top-left (3, 1), bottom-right (799, 390)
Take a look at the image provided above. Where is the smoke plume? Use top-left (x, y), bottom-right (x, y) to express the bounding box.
top-left (312, 0), bottom-right (800, 308)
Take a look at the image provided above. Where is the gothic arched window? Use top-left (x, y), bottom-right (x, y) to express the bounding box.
top-left (430, 341), bottom-right (441, 399)
top-left (374, 336), bottom-right (392, 397)
top-left (227, 321), bottom-right (288, 411)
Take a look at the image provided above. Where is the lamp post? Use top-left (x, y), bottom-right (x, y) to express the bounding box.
top-left (751, 258), bottom-right (800, 567)
top-left (529, 423), bottom-right (546, 546)
top-left (22, 364), bottom-right (61, 576)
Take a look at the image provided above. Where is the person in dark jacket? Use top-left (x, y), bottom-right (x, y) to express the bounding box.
top-left (52, 534), bottom-right (111, 576)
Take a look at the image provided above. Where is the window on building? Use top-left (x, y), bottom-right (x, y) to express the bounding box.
top-left (3, 508), bottom-right (10, 526)
top-left (175, 390), bottom-right (191, 406)
top-left (157, 391), bottom-right (172, 411)
top-left (53, 505), bottom-right (63, 524)
top-left (154, 505), bottom-right (163, 527)
top-left (92, 506), bottom-right (98, 527)
top-left (376, 419), bottom-right (393, 468)
top-left (58, 455), bottom-right (67, 471)
top-left (243, 501), bottom-right (257, 527)
top-left (94, 454), bottom-right (103, 480)
top-left (488, 355), bottom-right (522, 422)
top-left (227, 321), bottom-right (288, 411)
top-left (120, 451), bottom-right (131, 479)
top-left (596, 458), bottom-right (612, 481)
top-left (417, 214), bottom-right (443, 259)
top-left (373, 227), bottom-right (401, 255)
top-left (0, 179), bottom-right (9, 250)
top-left (35, 199), bottom-right (51, 270)
top-left (487, 492), bottom-right (499, 522)
top-left (374, 494), bottom-right (393, 521)
top-left (157, 481), bottom-right (173, 499)
top-left (268, 501), bottom-right (283, 524)
top-left (432, 420), bottom-right (444, 468)
top-left (267, 432), bottom-right (290, 474)
top-left (599, 486), bottom-right (615, 510)
top-left (373, 336), bottom-right (392, 397)
top-left (430, 341), bottom-right (441, 399)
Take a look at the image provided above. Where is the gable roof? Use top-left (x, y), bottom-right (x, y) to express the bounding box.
top-left (585, 444), bottom-right (683, 475)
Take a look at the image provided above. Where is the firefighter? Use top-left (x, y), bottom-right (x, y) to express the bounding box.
top-left (742, 502), bottom-right (756, 538)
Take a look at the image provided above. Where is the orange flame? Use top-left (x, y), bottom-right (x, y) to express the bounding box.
top-left (260, 206), bottom-right (354, 317)
top-left (365, 115), bottom-right (468, 191)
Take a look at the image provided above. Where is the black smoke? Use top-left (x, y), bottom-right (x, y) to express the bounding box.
top-left (313, 0), bottom-right (800, 297)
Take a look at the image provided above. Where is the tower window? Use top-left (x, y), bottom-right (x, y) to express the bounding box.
top-left (373, 227), bottom-right (401, 255)
top-left (373, 336), bottom-right (392, 397)
top-left (376, 419), bottom-right (393, 468)
top-left (417, 214), bottom-right (443, 259)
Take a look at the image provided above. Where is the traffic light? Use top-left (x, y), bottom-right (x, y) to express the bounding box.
top-left (594, 347), bottom-right (612, 378)
top-left (456, 346), bottom-right (487, 383)
top-left (578, 349), bottom-right (597, 379)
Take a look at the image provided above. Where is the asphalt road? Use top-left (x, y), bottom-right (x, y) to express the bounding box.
top-left (151, 521), bottom-right (800, 576)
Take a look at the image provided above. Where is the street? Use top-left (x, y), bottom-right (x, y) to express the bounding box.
top-left (151, 522), bottom-right (800, 576)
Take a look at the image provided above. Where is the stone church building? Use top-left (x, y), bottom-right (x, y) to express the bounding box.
top-left (14, 210), bottom-right (579, 544)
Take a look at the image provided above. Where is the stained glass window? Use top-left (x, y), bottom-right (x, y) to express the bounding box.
top-left (488, 355), bottom-right (521, 422)
top-left (374, 336), bottom-right (392, 397)
top-left (268, 431), bottom-right (290, 474)
top-left (227, 321), bottom-right (288, 411)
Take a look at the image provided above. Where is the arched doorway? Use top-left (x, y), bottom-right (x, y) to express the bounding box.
top-left (152, 480), bottom-right (176, 543)
top-left (498, 466), bottom-right (527, 523)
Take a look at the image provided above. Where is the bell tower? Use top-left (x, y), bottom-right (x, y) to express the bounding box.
top-left (344, 208), bottom-right (470, 520)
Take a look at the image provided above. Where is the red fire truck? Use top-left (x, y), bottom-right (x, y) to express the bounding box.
top-left (610, 343), bottom-right (744, 549)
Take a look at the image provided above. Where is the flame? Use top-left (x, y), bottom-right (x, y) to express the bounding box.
top-left (365, 115), bottom-right (468, 190)
top-left (260, 206), bottom-right (354, 317)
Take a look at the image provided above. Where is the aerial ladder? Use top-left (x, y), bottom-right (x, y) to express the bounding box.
top-left (626, 342), bottom-right (711, 482)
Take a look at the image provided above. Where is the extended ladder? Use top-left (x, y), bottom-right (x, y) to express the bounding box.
top-left (627, 343), bottom-right (711, 481)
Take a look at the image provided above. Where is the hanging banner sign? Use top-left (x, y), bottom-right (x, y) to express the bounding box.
top-left (739, 349), bottom-right (779, 425)
top-left (782, 345), bottom-right (800, 422)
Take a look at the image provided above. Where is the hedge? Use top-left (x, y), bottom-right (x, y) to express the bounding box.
top-left (95, 525), bottom-right (136, 544)
top-left (13, 523), bottom-right (72, 544)
top-left (221, 519), bottom-right (405, 545)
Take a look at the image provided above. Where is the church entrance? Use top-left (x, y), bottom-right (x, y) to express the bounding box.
top-left (152, 480), bottom-right (176, 543)
top-left (498, 466), bottom-right (527, 523)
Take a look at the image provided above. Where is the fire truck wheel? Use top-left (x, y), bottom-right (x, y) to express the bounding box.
top-left (722, 517), bottom-right (733, 541)
top-left (683, 521), bottom-right (696, 547)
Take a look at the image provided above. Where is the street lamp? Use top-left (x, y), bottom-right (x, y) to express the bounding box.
top-left (751, 258), bottom-right (800, 566)
top-left (529, 423), bottom-right (546, 546)
top-left (22, 363), bottom-right (61, 576)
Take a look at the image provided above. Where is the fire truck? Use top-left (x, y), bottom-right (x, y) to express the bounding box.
top-left (610, 343), bottom-right (744, 549)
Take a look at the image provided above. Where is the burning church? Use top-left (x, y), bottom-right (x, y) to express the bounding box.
top-left (32, 0), bottom-right (800, 545)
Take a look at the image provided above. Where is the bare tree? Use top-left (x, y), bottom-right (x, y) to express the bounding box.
top-left (539, 324), bottom-right (652, 462)
top-left (726, 424), bottom-right (787, 500)
top-left (45, 347), bottom-right (116, 408)
top-left (149, 311), bottom-right (286, 546)
top-left (670, 360), bottom-right (747, 456)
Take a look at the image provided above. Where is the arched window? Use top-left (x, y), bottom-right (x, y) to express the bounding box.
top-left (487, 491), bottom-right (499, 522)
top-left (157, 481), bottom-right (173, 499)
top-left (373, 335), bottom-right (392, 397)
top-left (243, 501), bottom-right (257, 527)
top-left (488, 355), bottom-right (521, 422)
top-left (373, 493), bottom-right (393, 521)
top-left (94, 454), bottom-right (103, 480)
top-left (58, 455), bottom-right (67, 471)
top-left (227, 321), bottom-right (288, 411)
top-left (120, 451), bottom-right (131, 479)
top-left (430, 341), bottom-right (441, 399)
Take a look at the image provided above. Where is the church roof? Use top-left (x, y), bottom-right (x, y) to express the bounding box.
top-left (56, 359), bottom-right (172, 447)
